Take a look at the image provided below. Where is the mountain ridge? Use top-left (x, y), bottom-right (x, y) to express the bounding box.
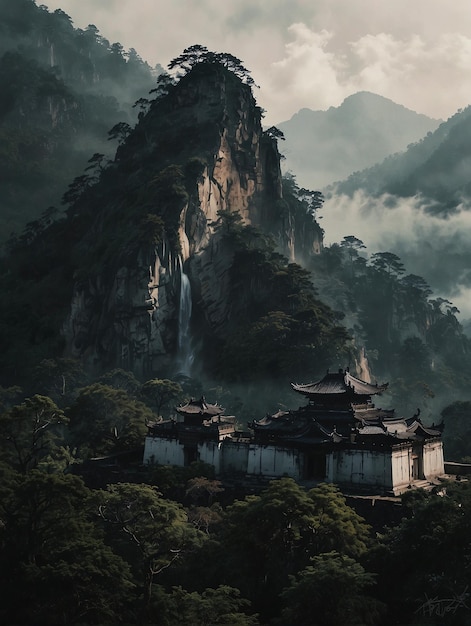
top-left (0, 0), bottom-right (155, 245)
top-left (277, 91), bottom-right (440, 189)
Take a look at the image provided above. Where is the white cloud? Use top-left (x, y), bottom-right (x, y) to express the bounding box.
top-left (263, 26), bottom-right (471, 122)
top-left (264, 26), bottom-right (347, 121)
top-left (349, 32), bottom-right (471, 119)
top-left (41, 0), bottom-right (471, 124)
top-left (320, 191), bottom-right (471, 316)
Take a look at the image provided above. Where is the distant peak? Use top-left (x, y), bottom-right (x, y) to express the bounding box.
top-left (343, 91), bottom-right (386, 101)
top-left (340, 91), bottom-right (399, 107)
top-left (279, 92), bottom-right (439, 127)
top-left (339, 92), bottom-right (436, 119)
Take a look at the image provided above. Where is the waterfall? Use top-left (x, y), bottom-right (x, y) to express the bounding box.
top-left (177, 263), bottom-right (194, 375)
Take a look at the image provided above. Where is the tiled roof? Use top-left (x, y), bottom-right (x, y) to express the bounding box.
top-left (176, 396), bottom-right (225, 417)
top-left (291, 369), bottom-right (388, 397)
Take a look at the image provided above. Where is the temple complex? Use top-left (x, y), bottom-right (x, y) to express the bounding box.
top-left (143, 368), bottom-right (445, 495)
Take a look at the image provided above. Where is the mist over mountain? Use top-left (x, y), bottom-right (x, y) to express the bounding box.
top-left (1, 37), bottom-right (470, 434)
top-left (3, 3), bottom-right (471, 623)
top-left (0, 0), bottom-right (156, 245)
top-left (321, 104), bottom-right (471, 319)
top-left (1, 2), bottom-right (470, 425)
top-left (334, 104), bottom-right (471, 208)
top-left (277, 91), bottom-right (440, 190)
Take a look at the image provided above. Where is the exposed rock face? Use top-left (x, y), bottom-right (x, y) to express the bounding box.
top-left (62, 62), bottom-right (323, 378)
top-left (64, 243), bottom-right (180, 378)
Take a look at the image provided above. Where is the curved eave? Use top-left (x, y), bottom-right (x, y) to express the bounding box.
top-left (291, 373), bottom-right (388, 398)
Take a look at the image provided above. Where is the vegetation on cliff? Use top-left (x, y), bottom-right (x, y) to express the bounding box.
top-left (0, 38), bottom-right (347, 391)
top-left (307, 234), bottom-right (471, 415)
top-left (0, 0), bottom-right (155, 244)
top-left (2, 8), bottom-right (471, 623)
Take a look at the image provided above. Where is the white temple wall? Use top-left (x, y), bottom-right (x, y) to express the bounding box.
top-left (423, 440), bottom-right (444, 479)
top-left (391, 446), bottom-right (414, 488)
top-left (143, 436), bottom-right (184, 466)
top-left (246, 444), bottom-right (301, 479)
top-left (328, 449), bottom-right (393, 491)
top-left (220, 440), bottom-right (250, 473)
top-left (143, 435), bottom-right (444, 493)
top-left (198, 441), bottom-right (222, 473)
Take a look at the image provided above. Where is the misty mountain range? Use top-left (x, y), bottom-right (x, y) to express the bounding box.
top-left (0, 0), bottom-right (156, 244)
top-left (2, 1), bottom-right (471, 335)
top-left (333, 103), bottom-right (471, 210)
top-left (2, 6), bottom-right (471, 624)
top-left (318, 103), bottom-right (471, 321)
top-left (277, 91), bottom-right (441, 190)
top-left (276, 90), bottom-right (471, 321)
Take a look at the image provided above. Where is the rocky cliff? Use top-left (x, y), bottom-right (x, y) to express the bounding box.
top-left (61, 59), bottom-right (324, 379)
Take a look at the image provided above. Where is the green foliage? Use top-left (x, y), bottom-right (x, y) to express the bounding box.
top-left (68, 383), bottom-right (151, 458)
top-left (398, 336), bottom-right (431, 377)
top-left (96, 482), bottom-right (205, 606)
top-left (369, 481), bottom-right (471, 625)
top-left (441, 400), bottom-right (471, 461)
top-left (215, 478), bottom-right (371, 618)
top-left (0, 13), bottom-right (154, 242)
top-left (168, 45), bottom-right (255, 86)
top-left (98, 367), bottom-right (142, 395)
top-left (149, 461), bottom-right (216, 498)
top-left (32, 357), bottom-right (89, 406)
top-left (370, 251), bottom-right (405, 277)
top-left (141, 378), bottom-right (183, 417)
top-left (305, 482), bottom-right (371, 558)
top-left (137, 212), bottom-right (165, 246)
top-left (213, 211), bottom-right (350, 380)
top-left (0, 394), bottom-right (68, 472)
top-left (0, 469), bottom-right (135, 625)
top-left (186, 476), bottom-right (224, 506)
top-left (152, 584), bottom-right (259, 626)
top-left (279, 551), bottom-right (383, 626)
top-left (107, 120), bottom-right (132, 143)
top-left (387, 377), bottom-right (435, 418)
top-left (309, 236), bottom-right (471, 412)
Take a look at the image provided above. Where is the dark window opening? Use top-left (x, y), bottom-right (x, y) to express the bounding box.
top-left (305, 453), bottom-right (326, 479)
top-left (184, 445), bottom-right (198, 466)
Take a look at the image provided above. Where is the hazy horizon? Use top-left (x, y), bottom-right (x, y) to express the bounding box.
top-left (41, 0), bottom-right (471, 125)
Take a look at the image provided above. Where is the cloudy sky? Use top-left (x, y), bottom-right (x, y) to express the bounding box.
top-left (42, 0), bottom-right (471, 125)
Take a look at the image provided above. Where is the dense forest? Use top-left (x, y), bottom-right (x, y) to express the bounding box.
top-left (2, 387), bottom-right (471, 625)
top-left (2, 2), bottom-right (471, 624)
top-left (0, 0), bottom-right (156, 244)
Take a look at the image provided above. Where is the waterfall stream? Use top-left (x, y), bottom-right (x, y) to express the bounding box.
top-left (177, 263), bottom-right (194, 375)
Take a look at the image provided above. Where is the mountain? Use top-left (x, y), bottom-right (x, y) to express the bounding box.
top-left (1, 35), bottom-right (470, 422)
top-left (0, 0), bottom-right (156, 246)
top-left (333, 104), bottom-right (471, 212)
top-left (277, 91), bottom-right (440, 190)
top-left (0, 51), bottom-right (340, 388)
top-left (321, 105), bottom-right (471, 315)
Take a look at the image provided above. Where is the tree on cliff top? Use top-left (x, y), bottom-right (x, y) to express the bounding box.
top-left (168, 45), bottom-right (255, 85)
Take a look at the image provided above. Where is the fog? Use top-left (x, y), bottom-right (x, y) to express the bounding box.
top-left (321, 190), bottom-right (471, 318)
top-left (42, 0), bottom-right (471, 125)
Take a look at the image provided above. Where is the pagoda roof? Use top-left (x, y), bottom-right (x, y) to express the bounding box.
top-left (251, 411), bottom-right (342, 445)
top-left (175, 396), bottom-right (225, 417)
top-left (251, 403), bottom-right (442, 447)
top-left (291, 369), bottom-right (388, 398)
top-left (353, 406), bottom-right (396, 421)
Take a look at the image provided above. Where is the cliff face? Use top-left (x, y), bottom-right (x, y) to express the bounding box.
top-left (62, 62), bottom-right (323, 378)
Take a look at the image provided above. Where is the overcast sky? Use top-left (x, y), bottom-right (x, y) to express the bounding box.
top-left (42, 0), bottom-right (471, 125)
